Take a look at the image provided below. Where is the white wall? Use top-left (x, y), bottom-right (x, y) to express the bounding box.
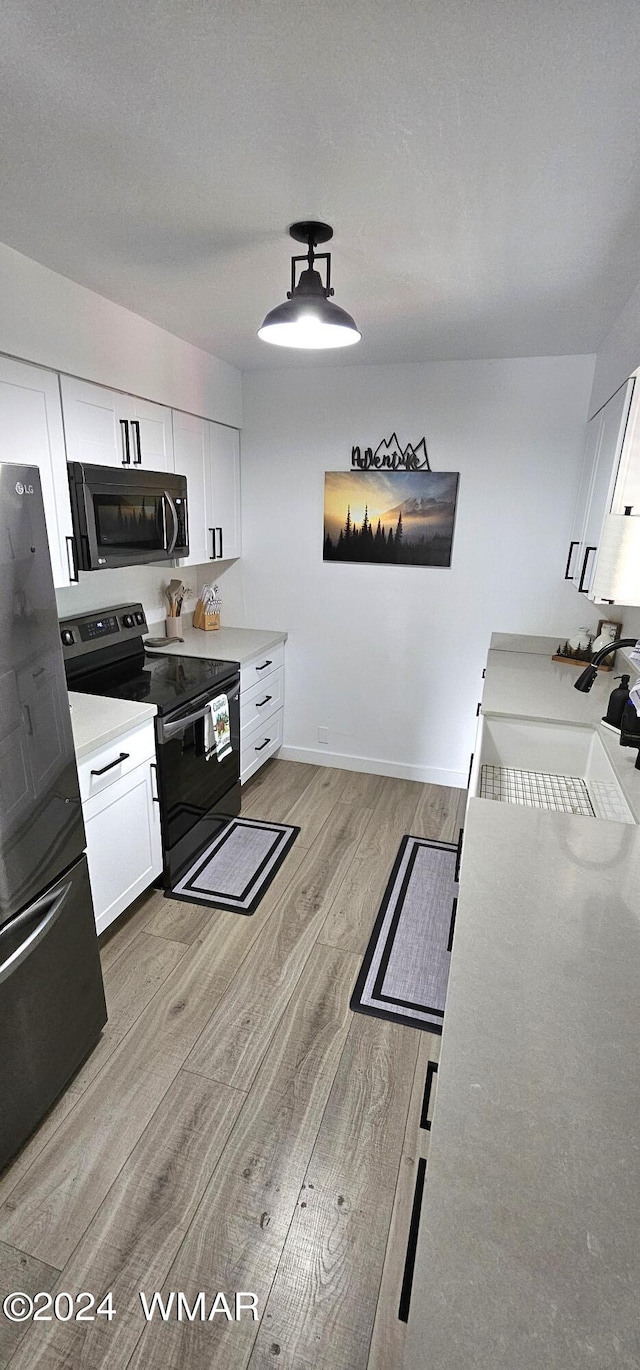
top-left (590, 277), bottom-right (640, 418)
top-left (227, 356), bottom-right (596, 785)
top-left (0, 241), bottom-right (241, 427)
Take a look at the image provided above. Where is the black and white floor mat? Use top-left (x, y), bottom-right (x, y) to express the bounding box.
top-left (350, 833), bottom-right (460, 1033)
top-left (169, 816), bottom-right (300, 916)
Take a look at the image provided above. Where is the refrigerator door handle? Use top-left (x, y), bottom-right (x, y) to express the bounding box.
top-left (0, 881), bottom-right (70, 983)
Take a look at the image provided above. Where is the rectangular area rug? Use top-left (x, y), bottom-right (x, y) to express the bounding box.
top-left (350, 833), bottom-right (460, 1032)
top-left (169, 816), bottom-right (299, 915)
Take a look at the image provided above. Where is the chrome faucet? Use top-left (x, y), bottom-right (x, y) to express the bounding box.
top-left (574, 638), bottom-right (640, 769)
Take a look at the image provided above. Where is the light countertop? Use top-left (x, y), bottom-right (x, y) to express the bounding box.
top-left (69, 692), bottom-right (157, 760)
top-left (403, 633), bottom-right (640, 1370)
top-left (144, 620), bottom-right (287, 666)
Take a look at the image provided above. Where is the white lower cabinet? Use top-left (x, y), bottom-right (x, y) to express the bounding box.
top-left (240, 645), bottom-right (285, 784)
top-left (79, 721), bottom-right (162, 934)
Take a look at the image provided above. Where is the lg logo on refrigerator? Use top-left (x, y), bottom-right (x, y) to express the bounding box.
top-left (15, 481), bottom-right (34, 495)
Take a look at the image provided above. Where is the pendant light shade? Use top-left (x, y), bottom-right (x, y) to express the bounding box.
top-left (258, 221), bottom-right (361, 350)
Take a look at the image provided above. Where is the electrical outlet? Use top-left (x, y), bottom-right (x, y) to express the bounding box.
top-left (317, 726), bottom-right (329, 745)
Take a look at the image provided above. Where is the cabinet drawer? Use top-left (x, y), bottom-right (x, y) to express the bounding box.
top-left (241, 708), bottom-right (284, 784)
top-left (240, 642), bottom-right (285, 695)
top-left (241, 668), bottom-right (284, 735)
top-left (77, 721), bottom-right (156, 802)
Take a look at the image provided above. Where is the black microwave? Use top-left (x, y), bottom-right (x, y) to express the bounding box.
top-left (67, 463), bottom-right (189, 572)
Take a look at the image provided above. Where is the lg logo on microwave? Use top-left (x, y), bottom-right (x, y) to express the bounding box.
top-left (15, 481), bottom-right (34, 495)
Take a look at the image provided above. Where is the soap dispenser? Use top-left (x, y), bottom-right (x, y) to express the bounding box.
top-left (602, 674), bottom-right (631, 729)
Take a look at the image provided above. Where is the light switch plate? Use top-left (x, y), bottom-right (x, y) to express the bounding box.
top-left (317, 726), bottom-right (329, 745)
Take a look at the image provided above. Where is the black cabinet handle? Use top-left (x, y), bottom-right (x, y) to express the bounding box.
top-left (254, 738), bottom-right (271, 751)
top-left (131, 419), bottom-right (142, 465)
top-left (217, 526), bottom-right (224, 558)
top-left (466, 752), bottom-right (474, 788)
top-left (255, 695), bottom-right (272, 708)
top-left (578, 544), bottom-right (596, 593)
top-left (256, 660), bottom-right (272, 672)
top-left (454, 826), bottom-right (464, 883)
top-left (66, 535), bottom-right (78, 583)
top-left (476, 702), bottom-right (481, 717)
top-left (150, 762), bottom-right (159, 803)
top-left (447, 896), bottom-right (458, 953)
top-left (564, 539), bottom-right (579, 579)
top-left (120, 419), bottom-right (131, 465)
top-left (420, 1060), bottom-right (439, 1131)
top-left (91, 751), bottom-right (129, 777)
top-left (209, 527), bottom-right (216, 559)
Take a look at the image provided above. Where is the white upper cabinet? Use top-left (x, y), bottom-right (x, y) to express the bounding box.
top-left (0, 357), bottom-right (74, 588)
top-left (208, 421), bottom-right (241, 561)
top-left (566, 377), bottom-right (638, 602)
top-left (60, 376), bottom-right (173, 472)
top-left (172, 409), bottom-right (212, 566)
top-left (173, 413), bottom-right (241, 566)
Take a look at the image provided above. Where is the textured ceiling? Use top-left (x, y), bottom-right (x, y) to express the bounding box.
top-left (1, 0), bottom-right (640, 370)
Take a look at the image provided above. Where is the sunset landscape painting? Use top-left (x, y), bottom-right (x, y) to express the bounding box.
top-left (323, 471), bottom-right (459, 566)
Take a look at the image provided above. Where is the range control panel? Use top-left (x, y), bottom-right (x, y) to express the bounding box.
top-left (60, 602), bottom-right (148, 658)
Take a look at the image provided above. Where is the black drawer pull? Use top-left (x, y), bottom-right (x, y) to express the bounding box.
top-left (255, 695), bottom-right (272, 708)
top-left (254, 738), bottom-right (271, 752)
top-left (256, 659), bottom-right (272, 672)
top-left (564, 539), bottom-right (578, 579)
top-left (466, 752), bottom-right (474, 788)
top-left (420, 1060), bottom-right (438, 1131)
top-left (447, 896), bottom-right (458, 953)
top-left (91, 751), bottom-right (129, 777)
top-left (454, 826), bottom-right (464, 883)
top-left (476, 701), bottom-right (481, 716)
top-left (578, 544), bottom-right (596, 593)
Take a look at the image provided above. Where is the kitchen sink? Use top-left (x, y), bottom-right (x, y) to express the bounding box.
top-left (469, 716), bottom-right (634, 824)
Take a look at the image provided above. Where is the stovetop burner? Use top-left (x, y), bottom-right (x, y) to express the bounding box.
top-left (60, 601), bottom-right (239, 714)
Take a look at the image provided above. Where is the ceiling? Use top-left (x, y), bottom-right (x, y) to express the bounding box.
top-left (1, 0), bottom-right (640, 372)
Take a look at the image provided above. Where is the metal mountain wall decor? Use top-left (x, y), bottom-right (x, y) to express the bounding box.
top-left (351, 433), bottom-right (431, 471)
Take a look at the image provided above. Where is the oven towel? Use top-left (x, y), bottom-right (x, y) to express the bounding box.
top-left (205, 694), bottom-right (231, 762)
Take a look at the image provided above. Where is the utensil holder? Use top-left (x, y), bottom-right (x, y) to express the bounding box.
top-left (165, 615), bottom-right (183, 638)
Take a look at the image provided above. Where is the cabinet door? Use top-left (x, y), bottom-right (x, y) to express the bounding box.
top-left (127, 395), bottom-right (174, 472)
top-left (83, 759), bottom-right (162, 935)
top-left (173, 410), bottom-right (212, 566)
top-left (0, 358), bottom-right (73, 588)
top-left (582, 381), bottom-right (633, 598)
top-left (60, 377), bottom-right (174, 472)
top-left (568, 411), bottom-right (603, 588)
top-left (60, 375), bottom-right (128, 468)
top-left (208, 422), bottom-right (241, 560)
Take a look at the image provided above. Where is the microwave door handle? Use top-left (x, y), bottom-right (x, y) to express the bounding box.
top-left (163, 490), bottom-right (179, 555)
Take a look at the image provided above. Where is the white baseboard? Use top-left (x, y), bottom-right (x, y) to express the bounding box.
top-left (277, 744), bottom-right (466, 788)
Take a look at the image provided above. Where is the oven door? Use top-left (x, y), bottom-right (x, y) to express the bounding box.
top-left (155, 677), bottom-right (241, 885)
top-left (70, 465), bottom-right (188, 570)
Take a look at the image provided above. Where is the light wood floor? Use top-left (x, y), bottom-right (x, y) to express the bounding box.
top-left (0, 760), bottom-right (464, 1370)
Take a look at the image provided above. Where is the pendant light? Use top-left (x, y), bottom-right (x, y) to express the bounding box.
top-left (258, 221), bottom-right (361, 349)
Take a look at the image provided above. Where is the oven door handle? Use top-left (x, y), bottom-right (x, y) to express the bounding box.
top-left (158, 704), bottom-right (212, 741)
top-left (163, 490), bottom-right (179, 556)
top-left (157, 684), bottom-right (239, 743)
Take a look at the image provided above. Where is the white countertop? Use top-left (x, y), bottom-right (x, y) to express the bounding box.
top-left (403, 633), bottom-right (640, 1370)
top-left (69, 692), bottom-right (157, 760)
top-left (144, 620), bottom-right (287, 666)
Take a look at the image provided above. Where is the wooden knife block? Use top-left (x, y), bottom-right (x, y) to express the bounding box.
top-left (193, 601), bottom-right (220, 631)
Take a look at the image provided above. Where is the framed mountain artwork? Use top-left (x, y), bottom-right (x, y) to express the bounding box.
top-left (323, 470), bottom-right (459, 567)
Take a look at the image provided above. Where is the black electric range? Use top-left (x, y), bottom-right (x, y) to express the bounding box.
top-left (60, 602), bottom-right (241, 885)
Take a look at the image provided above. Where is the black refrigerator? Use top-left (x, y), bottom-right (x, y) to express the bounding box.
top-left (0, 464), bottom-right (106, 1170)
